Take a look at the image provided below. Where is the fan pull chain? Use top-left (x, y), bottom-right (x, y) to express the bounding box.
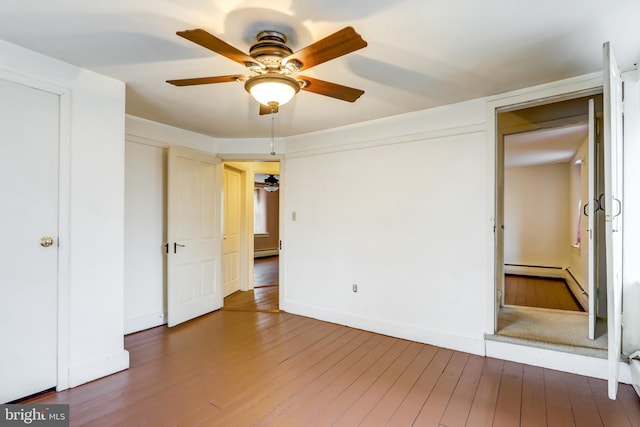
top-left (270, 114), bottom-right (276, 156)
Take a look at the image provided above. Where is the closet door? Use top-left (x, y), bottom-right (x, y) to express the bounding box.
top-left (0, 78), bottom-right (59, 402)
top-left (603, 41), bottom-right (624, 400)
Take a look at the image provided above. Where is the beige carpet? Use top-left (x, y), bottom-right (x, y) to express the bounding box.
top-left (492, 305), bottom-right (608, 358)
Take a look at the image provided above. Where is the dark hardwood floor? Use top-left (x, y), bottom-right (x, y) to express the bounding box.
top-left (223, 256), bottom-right (279, 312)
top-left (504, 275), bottom-right (583, 312)
top-left (19, 261), bottom-right (638, 425)
top-left (254, 256), bottom-right (279, 288)
top-left (23, 309), bottom-right (640, 426)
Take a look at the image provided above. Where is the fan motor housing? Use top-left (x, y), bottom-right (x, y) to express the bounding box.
top-left (250, 31), bottom-right (293, 68)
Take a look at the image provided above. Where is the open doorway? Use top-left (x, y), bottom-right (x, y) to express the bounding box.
top-left (222, 161), bottom-right (280, 313)
top-left (494, 92), bottom-right (609, 354)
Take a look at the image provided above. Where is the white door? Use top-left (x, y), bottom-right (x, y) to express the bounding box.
top-left (587, 98), bottom-right (597, 340)
top-left (223, 166), bottom-right (242, 297)
top-left (603, 42), bottom-right (624, 400)
top-left (0, 79), bottom-right (59, 402)
top-left (167, 147), bottom-right (222, 327)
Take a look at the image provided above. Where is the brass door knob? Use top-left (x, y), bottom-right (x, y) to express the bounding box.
top-left (40, 236), bottom-right (54, 247)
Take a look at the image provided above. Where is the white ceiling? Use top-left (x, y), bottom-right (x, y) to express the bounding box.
top-left (504, 123), bottom-right (588, 168)
top-left (1, 0), bottom-right (639, 139)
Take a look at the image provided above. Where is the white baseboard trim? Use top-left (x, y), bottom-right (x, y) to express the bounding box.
top-left (485, 340), bottom-right (632, 384)
top-left (254, 249), bottom-right (279, 258)
top-left (67, 349), bottom-right (130, 389)
top-left (124, 312), bottom-right (167, 334)
top-left (504, 264), bottom-right (565, 278)
top-left (282, 300), bottom-right (485, 356)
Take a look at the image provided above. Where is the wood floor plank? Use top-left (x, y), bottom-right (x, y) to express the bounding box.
top-left (386, 348), bottom-right (454, 426)
top-left (19, 307), bottom-right (639, 427)
top-left (544, 369), bottom-right (577, 427)
top-left (565, 372), bottom-right (604, 427)
top-left (210, 324), bottom-right (350, 410)
top-left (465, 357), bottom-right (504, 426)
top-left (492, 361), bottom-right (523, 427)
top-left (504, 275), bottom-right (582, 312)
top-left (213, 330), bottom-right (380, 426)
top-left (254, 256), bottom-right (279, 287)
top-left (618, 384), bottom-right (640, 426)
top-left (326, 340), bottom-right (420, 426)
top-left (412, 351), bottom-right (470, 426)
top-left (588, 376), bottom-right (635, 427)
top-left (359, 344), bottom-right (440, 426)
top-left (520, 364), bottom-right (547, 427)
top-left (260, 334), bottom-right (397, 426)
top-left (439, 354), bottom-right (485, 427)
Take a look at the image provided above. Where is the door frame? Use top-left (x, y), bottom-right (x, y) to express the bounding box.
top-left (0, 69), bottom-right (72, 392)
top-left (219, 156), bottom-right (283, 306)
top-left (485, 74), bottom-right (603, 334)
top-left (223, 163), bottom-right (250, 293)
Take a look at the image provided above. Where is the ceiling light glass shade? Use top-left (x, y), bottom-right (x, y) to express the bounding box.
top-left (245, 75), bottom-right (300, 106)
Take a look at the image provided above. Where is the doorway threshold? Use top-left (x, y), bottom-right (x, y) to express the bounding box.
top-left (487, 305), bottom-right (607, 359)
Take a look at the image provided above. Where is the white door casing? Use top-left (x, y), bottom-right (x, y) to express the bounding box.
top-left (223, 166), bottom-right (242, 297)
top-left (167, 147), bottom-right (222, 327)
top-left (587, 98), bottom-right (597, 340)
top-left (0, 78), bottom-right (59, 402)
top-left (603, 41), bottom-right (624, 400)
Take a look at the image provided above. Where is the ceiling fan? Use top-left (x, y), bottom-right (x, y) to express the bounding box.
top-left (167, 26), bottom-right (367, 114)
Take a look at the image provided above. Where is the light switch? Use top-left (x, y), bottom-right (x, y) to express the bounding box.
top-left (292, 211), bottom-right (297, 221)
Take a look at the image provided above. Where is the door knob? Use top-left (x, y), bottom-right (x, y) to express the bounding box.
top-left (40, 236), bottom-right (54, 247)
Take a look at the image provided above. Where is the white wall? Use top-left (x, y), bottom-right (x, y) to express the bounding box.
top-left (0, 40), bottom-right (129, 389)
top-left (504, 163), bottom-right (570, 268)
top-left (282, 100), bottom-right (490, 355)
top-left (124, 141), bottom-right (167, 333)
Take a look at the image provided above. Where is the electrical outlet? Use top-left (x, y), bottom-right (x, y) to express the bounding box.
top-left (352, 284), bottom-right (358, 293)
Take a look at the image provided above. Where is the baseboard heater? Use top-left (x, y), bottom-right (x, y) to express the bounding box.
top-left (630, 351), bottom-right (640, 398)
top-left (254, 248), bottom-right (279, 258)
top-left (505, 264), bottom-right (563, 269)
top-left (564, 267), bottom-right (589, 311)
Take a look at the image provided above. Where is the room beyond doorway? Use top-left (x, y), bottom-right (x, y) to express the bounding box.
top-left (223, 256), bottom-right (279, 312)
top-left (494, 90), bottom-right (608, 351)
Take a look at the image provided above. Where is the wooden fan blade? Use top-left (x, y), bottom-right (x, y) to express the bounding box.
top-left (259, 104), bottom-right (279, 115)
top-left (177, 29), bottom-right (261, 68)
top-left (283, 27), bottom-right (367, 71)
top-left (299, 76), bottom-right (364, 102)
top-left (166, 75), bottom-right (245, 86)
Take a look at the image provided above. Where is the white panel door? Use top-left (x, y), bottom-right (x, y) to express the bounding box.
top-left (0, 79), bottom-right (59, 402)
top-left (223, 166), bottom-right (242, 297)
top-left (603, 42), bottom-right (624, 400)
top-left (167, 147), bottom-right (222, 327)
top-left (587, 98), bottom-right (597, 340)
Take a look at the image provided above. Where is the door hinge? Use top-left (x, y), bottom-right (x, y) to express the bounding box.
top-left (164, 243), bottom-right (169, 254)
top-left (279, 240), bottom-right (282, 250)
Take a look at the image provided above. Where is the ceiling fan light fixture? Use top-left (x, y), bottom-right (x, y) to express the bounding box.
top-left (245, 74), bottom-right (300, 107)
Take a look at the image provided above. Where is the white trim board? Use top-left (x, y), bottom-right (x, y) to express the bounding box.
top-left (486, 339), bottom-right (632, 384)
top-left (282, 300), bottom-right (486, 356)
